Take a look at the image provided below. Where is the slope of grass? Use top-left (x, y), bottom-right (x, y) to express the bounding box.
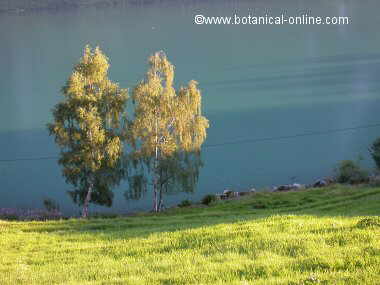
top-left (1, 185), bottom-right (379, 284)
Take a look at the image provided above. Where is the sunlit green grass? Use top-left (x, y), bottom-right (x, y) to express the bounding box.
top-left (1, 185), bottom-right (379, 284)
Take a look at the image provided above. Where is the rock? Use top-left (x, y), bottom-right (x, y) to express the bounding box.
top-left (313, 179), bottom-right (327, 188)
top-left (325, 177), bottom-right (336, 184)
top-left (223, 190), bottom-right (235, 198)
top-left (292, 183), bottom-right (305, 190)
top-left (273, 183), bottom-right (305, 192)
top-left (215, 194), bottom-right (223, 200)
top-left (277, 184), bottom-right (293, 191)
top-left (220, 194), bottom-right (228, 200)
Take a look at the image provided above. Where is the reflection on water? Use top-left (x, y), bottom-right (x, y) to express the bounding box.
top-left (1, 0), bottom-right (380, 214)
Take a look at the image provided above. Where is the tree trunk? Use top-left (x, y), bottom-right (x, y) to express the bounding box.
top-left (82, 183), bottom-right (93, 218)
top-left (153, 150), bottom-right (159, 212)
top-left (158, 187), bottom-right (163, 212)
top-left (153, 116), bottom-right (159, 212)
top-left (153, 184), bottom-right (158, 212)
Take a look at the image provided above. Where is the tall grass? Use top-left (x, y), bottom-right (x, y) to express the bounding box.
top-left (1, 185), bottom-right (379, 284)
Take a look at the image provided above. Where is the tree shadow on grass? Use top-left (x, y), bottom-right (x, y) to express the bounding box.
top-left (8, 185), bottom-right (380, 241)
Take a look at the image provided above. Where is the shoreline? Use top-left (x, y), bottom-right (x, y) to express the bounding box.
top-left (0, 181), bottom-right (368, 221)
top-left (0, 0), bottom-right (203, 14)
top-left (0, 0), bottom-right (132, 14)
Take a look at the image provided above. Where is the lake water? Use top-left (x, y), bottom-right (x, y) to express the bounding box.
top-left (1, 0), bottom-right (380, 214)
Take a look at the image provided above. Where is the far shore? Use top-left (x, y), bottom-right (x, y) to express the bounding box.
top-left (0, 0), bottom-right (179, 14)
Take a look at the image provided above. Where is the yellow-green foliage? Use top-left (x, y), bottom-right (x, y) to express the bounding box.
top-left (1, 185), bottom-right (379, 284)
top-left (127, 52), bottom-right (209, 210)
top-left (131, 51), bottom-right (209, 157)
top-left (47, 45), bottom-right (128, 208)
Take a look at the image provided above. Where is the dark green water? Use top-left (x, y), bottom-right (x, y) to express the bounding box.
top-left (1, 0), bottom-right (380, 214)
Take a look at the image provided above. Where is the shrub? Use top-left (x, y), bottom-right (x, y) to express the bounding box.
top-left (201, 194), bottom-right (217, 205)
top-left (178, 200), bottom-right (192, 208)
top-left (369, 137), bottom-right (380, 170)
top-left (335, 160), bottom-right (369, 184)
top-left (43, 198), bottom-right (60, 212)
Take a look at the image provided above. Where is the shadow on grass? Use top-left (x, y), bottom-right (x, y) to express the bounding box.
top-left (6, 185), bottom-right (380, 241)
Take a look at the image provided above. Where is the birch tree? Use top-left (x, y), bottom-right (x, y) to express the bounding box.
top-left (48, 45), bottom-right (128, 218)
top-left (127, 51), bottom-right (209, 212)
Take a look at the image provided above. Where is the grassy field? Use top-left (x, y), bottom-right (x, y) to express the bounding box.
top-left (1, 185), bottom-right (380, 284)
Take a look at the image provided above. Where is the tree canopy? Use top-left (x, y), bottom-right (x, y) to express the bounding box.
top-left (126, 51), bottom-right (209, 211)
top-left (48, 47), bottom-right (208, 215)
top-left (48, 45), bottom-right (128, 217)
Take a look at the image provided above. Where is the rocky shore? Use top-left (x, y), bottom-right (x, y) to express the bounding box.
top-left (215, 177), bottom-right (336, 201)
top-left (0, 208), bottom-right (62, 221)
